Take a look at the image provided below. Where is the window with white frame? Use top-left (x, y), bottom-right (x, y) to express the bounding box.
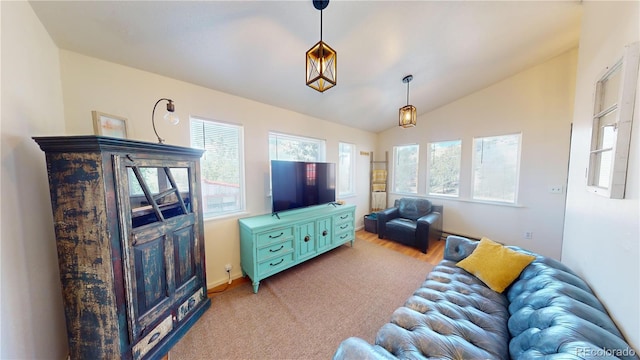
top-left (190, 117), bottom-right (245, 219)
top-left (472, 133), bottom-right (521, 204)
top-left (428, 140), bottom-right (461, 196)
top-left (338, 142), bottom-right (356, 196)
top-left (393, 144), bottom-right (419, 194)
top-left (588, 42), bottom-right (639, 199)
top-left (269, 132), bottom-right (326, 162)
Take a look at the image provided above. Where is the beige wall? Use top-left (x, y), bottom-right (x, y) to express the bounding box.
top-left (58, 51), bottom-right (377, 289)
top-left (562, 1), bottom-right (639, 350)
top-left (378, 49), bottom-right (578, 259)
top-left (0, 1), bottom-right (68, 358)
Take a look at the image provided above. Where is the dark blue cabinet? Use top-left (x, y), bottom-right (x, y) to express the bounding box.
top-left (34, 136), bottom-right (210, 360)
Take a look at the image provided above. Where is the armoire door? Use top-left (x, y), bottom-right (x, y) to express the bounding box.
top-left (115, 155), bottom-right (202, 343)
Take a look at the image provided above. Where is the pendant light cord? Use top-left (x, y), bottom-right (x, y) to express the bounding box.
top-left (406, 82), bottom-right (410, 106)
top-left (320, 9), bottom-right (323, 42)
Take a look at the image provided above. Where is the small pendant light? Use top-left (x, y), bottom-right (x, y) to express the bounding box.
top-left (399, 75), bottom-right (417, 128)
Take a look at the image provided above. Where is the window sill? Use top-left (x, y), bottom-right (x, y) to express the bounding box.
top-left (203, 210), bottom-right (249, 222)
top-left (338, 194), bottom-right (357, 200)
top-left (391, 193), bottom-right (524, 208)
top-left (587, 185), bottom-right (618, 199)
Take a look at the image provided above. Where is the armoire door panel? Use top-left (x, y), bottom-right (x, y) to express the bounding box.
top-left (173, 224), bottom-right (196, 288)
top-left (133, 237), bottom-right (170, 315)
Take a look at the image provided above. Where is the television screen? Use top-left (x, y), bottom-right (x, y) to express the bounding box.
top-left (271, 160), bottom-right (336, 213)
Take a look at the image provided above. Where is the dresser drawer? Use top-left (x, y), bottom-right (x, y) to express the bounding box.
top-left (256, 227), bottom-right (294, 246)
top-left (257, 252), bottom-right (294, 276)
top-left (334, 221), bottom-right (354, 234)
top-left (132, 315), bottom-right (173, 360)
top-left (177, 288), bottom-right (206, 322)
top-left (333, 212), bottom-right (353, 225)
top-left (257, 239), bottom-right (294, 262)
top-left (335, 230), bottom-right (354, 244)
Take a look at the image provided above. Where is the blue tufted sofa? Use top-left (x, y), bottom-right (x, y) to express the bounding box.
top-left (333, 236), bottom-right (638, 359)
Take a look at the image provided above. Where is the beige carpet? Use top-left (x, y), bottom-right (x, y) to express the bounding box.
top-left (169, 239), bottom-right (434, 360)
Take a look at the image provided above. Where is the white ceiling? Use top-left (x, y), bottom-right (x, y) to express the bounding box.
top-left (29, 0), bottom-right (582, 133)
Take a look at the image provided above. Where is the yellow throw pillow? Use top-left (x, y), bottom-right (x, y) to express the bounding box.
top-left (456, 237), bottom-right (536, 293)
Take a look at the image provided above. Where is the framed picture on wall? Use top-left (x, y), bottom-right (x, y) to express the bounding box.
top-left (92, 111), bottom-right (129, 139)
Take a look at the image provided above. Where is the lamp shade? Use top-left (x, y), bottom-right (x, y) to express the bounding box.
top-left (306, 40), bottom-right (337, 92)
top-left (399, 104), bottom-right (417, 128)
top-left (164, 112), bottom-right (180, 125)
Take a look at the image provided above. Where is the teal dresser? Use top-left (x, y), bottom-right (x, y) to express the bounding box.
top-left (239, 204), bottom-right (356, 293)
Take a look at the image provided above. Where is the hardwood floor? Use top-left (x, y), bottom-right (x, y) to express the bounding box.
top-left (356, 229), bottom-right (445, 266)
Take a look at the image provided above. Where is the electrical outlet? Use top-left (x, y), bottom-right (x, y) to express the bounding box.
top-left (549, 186), bottom-right (563, 194)
top-left (225, 264), bottom-right (233, 285)
top-left (523, 231), bottom-right (533, 240)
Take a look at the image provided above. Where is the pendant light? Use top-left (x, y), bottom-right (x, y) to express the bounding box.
top-left (399, 75), bottom-right (417, 128)
top-left (306, 0), bottom-right (337, 92)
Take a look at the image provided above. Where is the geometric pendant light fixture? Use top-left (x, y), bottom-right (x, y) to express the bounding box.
top-left (306, 0), bottom-right (337, 92)
top-left (398, 75), bottom-right (417, 128)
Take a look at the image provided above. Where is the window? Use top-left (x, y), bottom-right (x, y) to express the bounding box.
top-left (428, 140), bottom-right (461, 196)
top-left (472, 133), bottom-right (521, 204)
top-left (269, 132), bottom-right (326, 161)
top-left (190, 117), bottom-right (245, 219)
top-left (126, 166), bottom-right (192, 228)
top-left (338, 142), bottom-right (356, 196)
top-left (128, 167), bottom-right (189, 196)
top-left (393, 144), bottom-right (419, 194)
top-left (588, 42), bottom-right (639, 198)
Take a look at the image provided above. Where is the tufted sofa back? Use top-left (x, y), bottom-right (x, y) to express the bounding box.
top-left (507, 256), bottom-right (638, 359)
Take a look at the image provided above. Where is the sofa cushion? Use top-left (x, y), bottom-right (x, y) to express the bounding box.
top-left (372, 260), bottom-right (511, 359)
top-left (456, 237), bottom-right (535, 293)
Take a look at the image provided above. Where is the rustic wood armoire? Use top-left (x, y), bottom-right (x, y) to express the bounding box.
top-left (34, 135), bottom-right (210, 360)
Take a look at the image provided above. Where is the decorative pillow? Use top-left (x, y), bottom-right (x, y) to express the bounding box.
top-left (456, 237), bottom-right (535, 293)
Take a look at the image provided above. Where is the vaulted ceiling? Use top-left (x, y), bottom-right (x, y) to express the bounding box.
top-left (30, 1), bottom-right (582, 133)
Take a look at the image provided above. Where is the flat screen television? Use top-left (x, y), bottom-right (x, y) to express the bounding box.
top-left (271, 160), bottom-right (336, 214)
